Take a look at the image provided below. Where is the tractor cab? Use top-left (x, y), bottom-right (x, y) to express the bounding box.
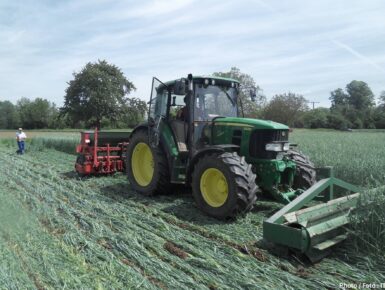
top-left (148, 75), bottom-right (241, 157)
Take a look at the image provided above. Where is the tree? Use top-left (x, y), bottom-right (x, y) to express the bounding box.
top-left (329, 88), bottom-right (348, 109)
top-left (0, 101), bottom-right (20, 129)
top-left (62, 60), bottom-right (136, 128)
top-left (374, 107), bottom-right (385, 129)
top-left (329, 81), bottom-right (376, 129)
top-left (373, 91), bottom-right (385, 128)
top-left (17, 97), bottom-right (58, 129)
top-left (122, 98), bottom-right (147, 127)
top-left (303, 108), bottom-right (330, 128)
top-left (213, 67), bottom-right (266, 118)
top-left (262, 93), bottom-right (308, 127)
top-left (101, 98), bottom-right (147, 128)
top-left (346, 80), bottom-right (374, 110)
top-left (378, 91), bottom-right (385, 108)
top-left (327, 113), bottom-right (351, 130)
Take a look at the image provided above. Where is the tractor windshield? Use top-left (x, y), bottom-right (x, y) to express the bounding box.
top-left (194, 84), bottom-right (238, 121)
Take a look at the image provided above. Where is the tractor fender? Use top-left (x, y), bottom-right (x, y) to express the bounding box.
top-left (186, 144), bottom-right (240, 183)
top-left (128, 123), bottom-right (174, 175)
top-left (128, 123), bottom-right (149, 140)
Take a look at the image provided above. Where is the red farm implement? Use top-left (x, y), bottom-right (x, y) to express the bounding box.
top-left (75, 128), bottom-right (130, 176)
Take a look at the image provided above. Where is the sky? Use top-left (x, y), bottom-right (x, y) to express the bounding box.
top-left (0, 0), bottom-right (384, 108)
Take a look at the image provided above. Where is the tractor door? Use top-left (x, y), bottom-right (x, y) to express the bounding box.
top-left (168, 91), bottom-right (189, 154)
top-left (148, 77), bottom-right (189, 184)
top-left (148, 77), bottom-right (168, 147)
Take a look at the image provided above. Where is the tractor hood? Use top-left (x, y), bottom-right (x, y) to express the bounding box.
top-left (214, 117), bottom-right (289, 130)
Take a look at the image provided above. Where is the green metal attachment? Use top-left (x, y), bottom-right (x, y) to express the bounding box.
top-left (263, 167), bottom-right (361, 262)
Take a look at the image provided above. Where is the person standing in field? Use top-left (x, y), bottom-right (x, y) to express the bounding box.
top-left (16, 128), bottom-right (27, 154)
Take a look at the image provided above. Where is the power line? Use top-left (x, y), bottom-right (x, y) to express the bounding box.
top-left (307, 101), bottom-right (320, 110)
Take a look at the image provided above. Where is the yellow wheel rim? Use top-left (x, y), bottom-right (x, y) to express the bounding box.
top-left (131, 142), bottom-right (154, 186)
top-left (200, 168), bottom-right (229, 207)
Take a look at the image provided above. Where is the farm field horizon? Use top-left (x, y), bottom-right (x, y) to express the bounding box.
top-left (0, 129), bottom-right (385, 289)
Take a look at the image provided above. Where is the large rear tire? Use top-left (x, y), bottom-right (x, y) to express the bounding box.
top-left (126, 129), bottom-right (171, 195)
top-left (288, 149), bottom-right (316, 189)
top-left (192, 152), bottom-right (258, 219)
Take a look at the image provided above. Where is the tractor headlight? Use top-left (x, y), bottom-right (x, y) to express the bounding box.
top-left (265, 143), bottom-right (282, 151)
top-left (265, 142), bottom-right (290, 152)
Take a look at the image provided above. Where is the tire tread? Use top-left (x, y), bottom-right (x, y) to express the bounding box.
top-left (192, 152), bottom-right (258, 219)
top-left (288, 149), bottom-right (316, 189)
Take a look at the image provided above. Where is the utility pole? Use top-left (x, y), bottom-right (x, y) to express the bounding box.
top-left (307, 101), bottom-right (320, 110)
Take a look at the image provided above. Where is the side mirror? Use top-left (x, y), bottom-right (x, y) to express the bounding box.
top-left (148, 117), bottom-right (155, 127)
top-left (250, 89), bottom-right (257, 102)
top-left (174, 78), bottom-right (187, 95)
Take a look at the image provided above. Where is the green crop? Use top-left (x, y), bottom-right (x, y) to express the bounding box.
top-left (0, 131), bottom-right (79, 155)
top-left (348, 187), bottom-right (385, 255)
top-left (28, 137), bottom-right (79, 155)
top-left (290, 129), bottom-right (385, 186)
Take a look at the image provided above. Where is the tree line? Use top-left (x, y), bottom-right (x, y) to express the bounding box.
top-left (1, 62), bottom-right (384, 130)
top-left (0, 60), bottom-right (147, 130)
top-left (0, 98), bottom-right (60, 129)
top-left (215, 67), bottom-right (385, 130)
top-left (0, 96), bottom-right (147, 130)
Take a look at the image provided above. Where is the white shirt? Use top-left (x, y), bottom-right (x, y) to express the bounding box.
top-left (16, 132), bottom-right (27, 141)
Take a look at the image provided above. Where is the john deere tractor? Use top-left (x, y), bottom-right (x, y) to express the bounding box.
top-left (126, 74), bottom-right (360, 261)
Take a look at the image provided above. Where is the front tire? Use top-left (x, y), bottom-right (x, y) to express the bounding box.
top-left (126, 129), bottom-right (171, 195)
top-left (288, 149), bottom-right (316, 189)
top-left (192, 152), bottom-right (258, 219)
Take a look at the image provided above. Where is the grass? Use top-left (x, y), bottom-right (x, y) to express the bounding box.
top-left (348, 186), bottom-right (385, 255)
top-left (0, 129), bottom-right (384, 289)
top-left (0, 136), bottom-right (79, 155)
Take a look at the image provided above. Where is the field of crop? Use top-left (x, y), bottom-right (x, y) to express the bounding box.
top-left (0, 129), bottom-right (384, 289)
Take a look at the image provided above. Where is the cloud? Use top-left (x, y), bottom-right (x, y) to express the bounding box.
top-left (331, 39), bottom-right (385, 74)
top-left (0, 0), bottom-right (384, 108)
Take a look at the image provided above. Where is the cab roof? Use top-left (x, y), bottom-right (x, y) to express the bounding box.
top-left (164, 75), bottom-right (239, 86)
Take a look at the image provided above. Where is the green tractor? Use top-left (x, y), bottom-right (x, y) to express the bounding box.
top-left (126, 74), bottom-right (360, 261)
